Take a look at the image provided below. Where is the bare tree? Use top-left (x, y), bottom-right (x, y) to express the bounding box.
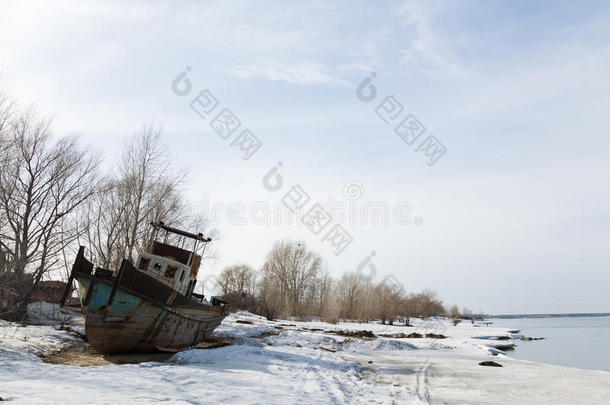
top-left (336, 271), bottom-right (383, 323)
top-left (0, 84), bottom-right (14, 291)
top-left (0, 85), bottom-right (15, 158)
top-left (0, 108), bottom-right (99, 318)
top-left (337, 272), bottom-right (363, 320)
top-left (217, 264), bottom-right (257, 310)
top-left (217, 264), bottom-right (256, 296)
top-left (257, 273), bottom-right (282, 320)
top-left (119, 126), bottom-right (186, 262)
top-left (80, 178), bottom-right (129, 270)
top-left (353, 277), bottom-right (376, 323)
top-left (83, 126), bottom-right (215, 271)
top-left (412, 290), bottom-right (445, 319)
top-left (399, 295), bottom-right (417, 326)
top-left (261, 240), bottom-right (322, 318)
top-left (312, 267), bottom-right (334, 318)
top-left (448, 305), bottom-right (461, 319)
top-left (376, 279), bottom-right (405, 325)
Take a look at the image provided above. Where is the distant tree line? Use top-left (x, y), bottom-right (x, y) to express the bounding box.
top-left (217, 240), bottom-right (472, 324)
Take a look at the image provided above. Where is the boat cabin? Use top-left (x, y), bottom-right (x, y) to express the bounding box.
top-left (136, 222), bottom-right (211, 298)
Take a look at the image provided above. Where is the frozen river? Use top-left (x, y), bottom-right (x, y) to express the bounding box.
top-left (491, 316), bottom-right (610, 371)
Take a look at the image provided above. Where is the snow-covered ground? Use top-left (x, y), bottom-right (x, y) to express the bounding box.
top-left (1, 305), bottom-right (609, 404)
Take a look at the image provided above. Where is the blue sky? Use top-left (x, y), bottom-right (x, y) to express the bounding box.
top-left (1, 0), bottom-right (609, 313)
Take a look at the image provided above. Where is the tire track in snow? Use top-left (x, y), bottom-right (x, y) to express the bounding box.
top-left (413, 317), bottom-right (448, 404)
top-left (415, 359), bottom-right (432, 404)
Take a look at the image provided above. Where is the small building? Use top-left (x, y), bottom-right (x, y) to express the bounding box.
top-left (1, 273), bottom-right (75, 318)
top-left (31, 280), bottom-right (73, 304)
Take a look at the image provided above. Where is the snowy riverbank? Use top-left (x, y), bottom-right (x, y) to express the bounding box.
top-left (1, 305), bottom-right (609, 404)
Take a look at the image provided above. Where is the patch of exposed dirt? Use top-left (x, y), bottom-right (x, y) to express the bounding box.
top-left (42, 341), bottom-right (106, 366)
top-left (42, 335), bottom-right (234, 366)
top-left (425, 333), bottom-right (447, 339)
top-left (380, 332), bottom-right (425, 338)
top-left (379, 332), bottom-right (423, 339)
top-left (301, 327), bottom-right (324, 332)
top-left (42, 341), bottom-right (174, 366)
top-left (298, 327), bottom-right (377, 339)
top-left (197, 335), bottom-right (234, 349)
top-left (329, 329), bottom-right (376, 339)
top-left (252, 330), bottom-right (282, 339)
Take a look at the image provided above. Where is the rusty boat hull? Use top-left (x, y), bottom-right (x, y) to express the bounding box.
top-left (68, 248), bottom-right (227, 354)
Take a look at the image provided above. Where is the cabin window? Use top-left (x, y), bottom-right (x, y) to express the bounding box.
top-left (180, 270), bottom-right (185, 282)
top-left (138, 258), bottom-right (150, 271)
top-left (165, 265), bottom-right (177, 279)
top-left (189, 280), bottom-right (197, 295)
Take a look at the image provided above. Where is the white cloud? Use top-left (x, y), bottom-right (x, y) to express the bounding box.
top-left (394, 0), bottom-right (467, 76)
top-left (231, 62), bottom-right (351, 86)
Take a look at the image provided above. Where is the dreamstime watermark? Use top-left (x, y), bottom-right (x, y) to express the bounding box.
top-left (171, 67), bottom-right (424, 267)
top-left (261, 161), bottom-right (354, 256)
top-left (353, 248), bottom-right (406, 293)
top-left (356, 72), bottom-right (447, 166)
top-left (170, 67), bottom-right (355, 256)
top-left (198, 181), bottom-right (423, 228)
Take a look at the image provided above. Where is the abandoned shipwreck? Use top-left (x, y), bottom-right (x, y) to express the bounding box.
top-left (60, 222), bottom-right (228, 354)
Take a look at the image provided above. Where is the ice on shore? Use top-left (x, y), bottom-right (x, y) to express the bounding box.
top-left (1, 304), bottom-right (609, 404)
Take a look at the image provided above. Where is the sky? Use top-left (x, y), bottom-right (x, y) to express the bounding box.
top-left (1, 0), bottom-right (609, 314)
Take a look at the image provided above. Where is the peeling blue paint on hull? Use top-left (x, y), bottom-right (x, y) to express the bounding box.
top-left (76, 276), bottom-right (226, 354)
